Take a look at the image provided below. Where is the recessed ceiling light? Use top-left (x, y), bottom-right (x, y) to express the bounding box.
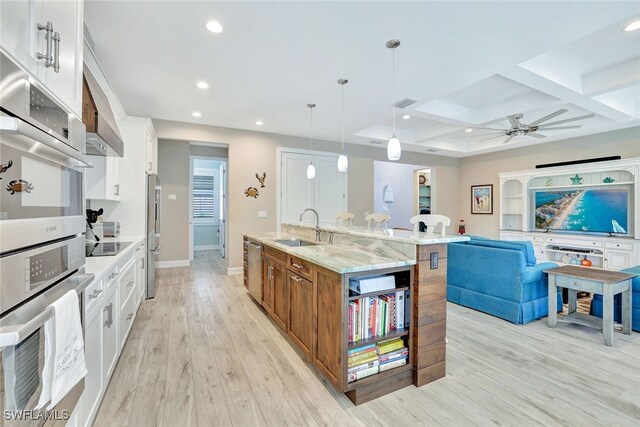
top-left (196, 81), bottom-right (209, 89)
top-left (402, 115), bottom-right (410, 120)
top-left (623, 21), bottom-right (640, 32)
top-left (206, 21), bottom-right (224, 33)
top-left (465, 128), bottom-right (472, 133)
top-left (192, 111), bottom-right (202, 118)
top-left (255, 120), bottom-right (264, 126)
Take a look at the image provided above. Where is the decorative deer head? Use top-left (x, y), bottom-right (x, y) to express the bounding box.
top-left (256, 172), bottom-right (266, 188)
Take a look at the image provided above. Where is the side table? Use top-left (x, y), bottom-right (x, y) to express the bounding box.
top-left (544, 265), bottom-right (636, 346)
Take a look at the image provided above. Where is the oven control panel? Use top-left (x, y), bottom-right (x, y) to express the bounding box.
top-left (25, 246), bottom-right (69, 290)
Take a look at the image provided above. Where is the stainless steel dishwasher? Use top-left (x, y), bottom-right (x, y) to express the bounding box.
top-left (247, 240), bottom-right (263, 302)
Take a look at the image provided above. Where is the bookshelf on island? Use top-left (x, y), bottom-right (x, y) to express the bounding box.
top-left (499, 156), bottom-right (640, 270)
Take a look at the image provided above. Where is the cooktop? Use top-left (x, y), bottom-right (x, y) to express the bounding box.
top-left (86, 241), bottom-right (133, 257)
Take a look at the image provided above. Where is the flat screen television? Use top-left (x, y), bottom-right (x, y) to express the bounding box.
top-left (534, 188), bottom-right (629, 235)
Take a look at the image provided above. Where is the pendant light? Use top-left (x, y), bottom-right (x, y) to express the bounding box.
top-left (306, 103), bottom-right (316, 179)
top-left (337, 79), bottom-right (349, 172)
top-left (386, 39), bottom-right (401, 161)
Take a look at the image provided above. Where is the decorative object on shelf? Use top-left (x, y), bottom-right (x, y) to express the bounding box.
top-left (255, 172), bottom-right (266, 188)
top-left (244, 187), bottom-right (259, 198)
top-left (419, 174), bottom-right (426, 185)
top-left (562, 253), bottom-right (570, 264)
top-left (570, 174), bottom-right (583, 185)
top-left (602, 177), bottom-right (615, 183)
top-left (458, 219), bottom-right (466, 235)
top-left (570, 255), bottom-right (581, 265)
top-left (337, 79), bottom-right (349, 172)
top-left (581, 256), bottom-right (592, 267)
top-left (306, 103), bottom-right (316, 179)
top-left (6, 179), bottom-right (33, 194)
top-left (0, 159), bottom-right (13, 179)
top-left (386, 39), bottom-right (401, 161)
top-left (545, 178), bottom-right (553, 187)
top-left (471, 184), bottom-right (493, 214)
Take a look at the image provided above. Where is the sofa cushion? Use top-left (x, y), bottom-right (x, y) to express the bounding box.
top-left (467, 239), bottom-right (537, 266)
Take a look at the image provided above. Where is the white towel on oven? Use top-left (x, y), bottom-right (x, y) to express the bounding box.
top-left (37, 290), bottom-right (88, 410)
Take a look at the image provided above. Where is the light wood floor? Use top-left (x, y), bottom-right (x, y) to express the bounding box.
top-left (94, 251), bottom-right (640, 427)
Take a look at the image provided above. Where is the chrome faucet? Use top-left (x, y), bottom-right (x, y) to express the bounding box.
top-left (299, 208), bottom-right (321, 241)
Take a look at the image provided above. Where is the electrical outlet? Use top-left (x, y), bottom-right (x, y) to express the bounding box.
top-left (258, 211), bottom-right (267, 218)
top-left (168, 194), bottom-right (177, 200)
top-left (430, 252), bottom-right (438, 269)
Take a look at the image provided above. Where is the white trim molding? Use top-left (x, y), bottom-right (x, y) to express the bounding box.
top-left (194, 245), bottom-right (221, 251)
top-left (227, 267), bottom-right (243, 276)
top-left (156, 260), bottom-right (191, 268)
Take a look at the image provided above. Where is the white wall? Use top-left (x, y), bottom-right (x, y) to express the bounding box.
top-left (373, 161), bottom-right (427, 229)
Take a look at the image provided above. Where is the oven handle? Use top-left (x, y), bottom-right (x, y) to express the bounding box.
top-left (0, 272), bottom-right (94, 348)
top-left (0, 115), bottom-right (91, 168)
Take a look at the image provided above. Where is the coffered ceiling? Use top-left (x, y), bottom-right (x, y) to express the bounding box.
top-left (84, 1), bottom-right (640, 158)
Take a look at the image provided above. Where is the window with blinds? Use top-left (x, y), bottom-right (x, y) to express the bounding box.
top-left (193, 174), bottom-right (216, 220)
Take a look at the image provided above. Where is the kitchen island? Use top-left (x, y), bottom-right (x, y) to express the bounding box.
top-left (243, 225), bottom-right (468, 404)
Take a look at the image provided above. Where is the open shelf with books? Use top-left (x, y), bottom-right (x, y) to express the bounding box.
top-left (341, 265), bottom-right (413, 404)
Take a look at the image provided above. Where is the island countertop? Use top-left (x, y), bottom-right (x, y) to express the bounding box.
top-left (282, 222), bottom-right (470, 245)
top-left (244, 231), bottom-right (416, 274)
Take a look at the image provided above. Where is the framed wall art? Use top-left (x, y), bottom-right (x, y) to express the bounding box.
top-left (471, 184), bottom-right (493, 214)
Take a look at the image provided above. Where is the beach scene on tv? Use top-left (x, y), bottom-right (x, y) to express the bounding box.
top-left (534, 188), bottom-right (629, 234)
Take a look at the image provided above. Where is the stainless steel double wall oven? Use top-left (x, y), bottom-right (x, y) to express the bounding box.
top-left (0, 51), bottom-right (94, 426)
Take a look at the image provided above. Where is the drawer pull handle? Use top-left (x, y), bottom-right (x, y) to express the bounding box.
top-left (127, 281), bottom-right (134, 287)
top-left (109, 272), bottom-right (119, 280)
top-left (89, 289), bottom-right (103, 300)
top-left (292, 262), bottom-right (305, 269)
top-left (126, 313), bottom-right (133, 320)
top-left (290, 275), bottom-right (303, 283)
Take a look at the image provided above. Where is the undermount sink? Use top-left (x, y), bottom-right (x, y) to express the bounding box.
top-left (275, 239), bottom-right (319, 247)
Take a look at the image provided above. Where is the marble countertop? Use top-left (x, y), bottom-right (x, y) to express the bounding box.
top-left (244, 231), bottom-right (415, 274)
top-left (84, 235), bottom-right (146, 279)
top-left (282, 222), bottom-right (470, 244)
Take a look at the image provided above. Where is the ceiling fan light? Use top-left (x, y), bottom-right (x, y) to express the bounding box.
top-left (623, 21), bottom-right (640, 32)
top-left (306, 163), bottom-right (316, 180)
top-left (337, 154), bottom-right (348, 172)
top-left (387, 136), bottom-right (401, 161)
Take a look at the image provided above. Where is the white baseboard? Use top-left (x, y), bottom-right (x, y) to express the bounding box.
top-left (194, 245), bottom-right (221, 251)
top-left (227, 267), bottom-right (243, 276)
top-left (156, 260), bottom-right (191, 268)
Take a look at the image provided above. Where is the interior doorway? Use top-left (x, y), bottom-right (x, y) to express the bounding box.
top-left (189, 156), bottom-right (227, 261)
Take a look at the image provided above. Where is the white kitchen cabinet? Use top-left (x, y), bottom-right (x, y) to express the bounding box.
top-left (86, 155), bottom-right (123, 201)
top-left (79, 299), bottom-right (103, 427)
top-left (0, 0), bottom-right (84, 116)
top-left (145, 124), bottom-right (158, 174)
top-left (605, 250), bottom-right (632, 270)
top-left (102, 286), bottom-right (119, 383)
top-left (136, 242), bottom-right (146, 306)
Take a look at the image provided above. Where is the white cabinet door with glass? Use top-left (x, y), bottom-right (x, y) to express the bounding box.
top-left (85, 155), bottom-right (123, 201)
top-left (280, 151), bottom-right (347, 225)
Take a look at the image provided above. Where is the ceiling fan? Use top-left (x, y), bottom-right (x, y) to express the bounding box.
top-left (467, 109), bottom-right (595, 145)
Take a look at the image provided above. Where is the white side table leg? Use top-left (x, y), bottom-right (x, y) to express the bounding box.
top-left (568, 289), bottom-right (577, 314)
top-left (548, 275), bottom-right (557, 327)
top-left (622, 280), bottom-right (632, 336)
top-left (603, 284), bottom-right (613, 346)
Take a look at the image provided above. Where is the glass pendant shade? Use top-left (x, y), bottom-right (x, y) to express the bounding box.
top-left (337, 154), bottom-right (348, 172)
top-left (306, 162), bottom-right (316, 179)
top-left (387, 135), bottom-right (401, 161)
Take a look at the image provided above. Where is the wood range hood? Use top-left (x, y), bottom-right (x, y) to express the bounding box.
top-left (82, 64), bottom-right (124, 157)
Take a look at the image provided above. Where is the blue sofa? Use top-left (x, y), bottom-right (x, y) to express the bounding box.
top-left (589, 265), bottom-right (640, 332)
top-left (447, 237), bottom-right (562, 324)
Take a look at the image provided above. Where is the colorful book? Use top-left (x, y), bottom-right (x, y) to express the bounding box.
top-left (348, 343), bottom-right (376, 357)
top-left (378, 348), bottom-right (408, 363)
top-left (348, 350), bottom-right (377, 366)
top-left (347, 359), bottom-right (379, 374)
top-left (347, 353), bottom-right (377, 368)
top-left (396, 291), bottom-right (405, 330)
top-left (379, 358), bottom-right (407, 372)
top-left (347, 365), bottom-right (379, 383)
top-left (377, 338), bottom-right (405, 355)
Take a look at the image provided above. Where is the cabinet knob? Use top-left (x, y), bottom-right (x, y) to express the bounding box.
top-left (292, 262), bottom-right (305, 269)
top-left (127, 281), bottom-right (134, 287)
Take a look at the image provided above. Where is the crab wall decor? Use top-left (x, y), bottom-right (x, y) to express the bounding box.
top-left (244, 187), bottom-right (259, 198)
top-left (0, 160), bottom-right (13, 179)
top-left (6, 179), bottom-right (34, 194)
top-left (256, 172), bottom-right (266, 188)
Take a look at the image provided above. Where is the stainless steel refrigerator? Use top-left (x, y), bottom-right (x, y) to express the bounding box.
top-left (146, 174), bottom-right (162, 298)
